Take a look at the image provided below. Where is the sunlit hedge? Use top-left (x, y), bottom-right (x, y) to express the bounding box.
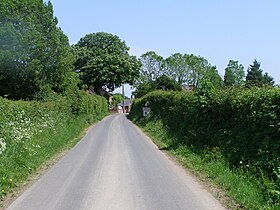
top-left (130, 88), bottom-right (280, 181)
top-left (0, 92), bottom-right (107, 196)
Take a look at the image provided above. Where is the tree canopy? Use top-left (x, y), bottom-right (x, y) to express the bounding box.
top-left (73, 32), bottom-right (141, 94)
top-left (134, 51), bottom-right (223, 98)
top-left (203, 66), bottom-right (223, 89)
top-left (164, 53), bottom-right (222, 89)
top-left (155, 75), bottom-right (181, 91)
top-left (133, 75), bottom-right (181, 98)
top-left (111, 93), bottom-right (123, 109)
top-left (224, 60), bottom-right (245, 86)
top-left (164, 53), bottom-right (190, 86)
top-left (1, 1), bottom-right (276, 100)
top-left (137, 51), bottom-right (164, 85)
top-left (246, 59), bottom-right (274, 87)
top-left (0, 0), bottom-right (76, 99)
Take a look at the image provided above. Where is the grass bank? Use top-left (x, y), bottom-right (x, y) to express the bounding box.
top-left (0, 93), bottom-right (108, 202)
top-left (131, 117), bottom-right (279, 210)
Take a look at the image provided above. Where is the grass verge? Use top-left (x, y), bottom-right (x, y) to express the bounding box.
top-left (0, 113), bottom-right (108, 209)
top-left (135, 119), bottom-right (279, 210)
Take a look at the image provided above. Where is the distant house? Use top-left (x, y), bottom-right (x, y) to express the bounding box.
top-left (117, 99), bottom-right (132, 113)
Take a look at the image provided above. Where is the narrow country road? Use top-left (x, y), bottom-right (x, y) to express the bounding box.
top-left (7, 114), bottom-right (226, 210)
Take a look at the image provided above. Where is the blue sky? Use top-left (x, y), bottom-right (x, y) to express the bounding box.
top-left (51, 0), bottom-right (280, 95)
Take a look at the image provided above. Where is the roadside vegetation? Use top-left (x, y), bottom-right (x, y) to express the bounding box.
top-left (0, 93), bottom-right (108, 199)
top-left (129, 88), bottom-right (280, 210)
top-left (129, 42), bottom-right (278, 209)
top-left (0, 0), bottom-right (140, 202)
top-left (133, 50), bottom-right (274, 99)
top-left (1, 0), bottom-right (279, 209)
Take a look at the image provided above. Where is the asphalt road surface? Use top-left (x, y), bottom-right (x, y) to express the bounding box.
top-left (8, 114), bottom-right (227, 210)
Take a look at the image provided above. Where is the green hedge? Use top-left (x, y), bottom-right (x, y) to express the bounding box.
top-left (129, 88), bottom-right (280, 182)
top-left (0, 92), bottom-right (108, 196)
top-left (69, 89), bottom-right (108, 117)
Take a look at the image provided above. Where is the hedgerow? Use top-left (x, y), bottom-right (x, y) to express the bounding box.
top-left (0, 92), bottom-right (107, 198)
top-left (129, 87), bottom-right (280, 205)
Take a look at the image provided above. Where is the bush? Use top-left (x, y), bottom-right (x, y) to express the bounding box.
top-left (129, 87), bottom-right (280, 205)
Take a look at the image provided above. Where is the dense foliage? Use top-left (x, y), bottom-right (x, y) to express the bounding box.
top-left (0, 0), bottom-right (76, 100)
top-left (163, 53), bottom-right (222, 88)
top-left (155, 75), bottom-right (182, 91)
top-left (137, 51), bottom-right (164, 84)
top-left (224, 60), bottom-right (245, 86)
top-left (129, 88), bottom-right (280, 204)
top-left (134, 75), bottom-right (181, 98)
top-left (135, 51), bottom-right (224, 98)
top-left (110, 94), bottom-right (123, 110)
top-left (73, 32), bottom-right (141, 94)
top-left (246, 59), bottom-right (274, 87)
top-left (136, 51), bottom-right (275, 100)
top-left (0, 94), bottom-right (108, 197)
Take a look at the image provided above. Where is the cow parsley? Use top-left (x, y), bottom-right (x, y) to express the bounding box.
top-left (0, 138), bottom-right (6, 155)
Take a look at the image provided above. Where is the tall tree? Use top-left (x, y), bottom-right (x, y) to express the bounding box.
top-left (163, 53), bottom-right (222, 89)
top-left (262, 72), bottom-right (274, 86)
top-left (138, 51), bottom-right (164, 84)
top-left (165, 53), bottom-right (190, 86)
top-left (74, 32), bottom-right (141, 94)
top-left (185, 54), bottom-right (202, 88)
top-left (204, 66), bottom-right (223, 89)
top-left (245, 59), bottom-right (263, 86)
top-left (246, 59), bottom-right (274, 87)
top-left (224, 60), bottom-right (245, 86)
top-left (136, 52), bottom-right (222, 92)
top-left (186, 55), bottom-right (221, 89)
top-left (0, 0), bottom-right (76, 99)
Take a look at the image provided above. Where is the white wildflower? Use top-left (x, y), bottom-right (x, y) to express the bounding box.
top-left (0, 138), bottom-right (7, 155)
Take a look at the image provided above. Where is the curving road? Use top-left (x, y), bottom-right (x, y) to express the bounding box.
top-left (8, 114), bottom-right (226, 210)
